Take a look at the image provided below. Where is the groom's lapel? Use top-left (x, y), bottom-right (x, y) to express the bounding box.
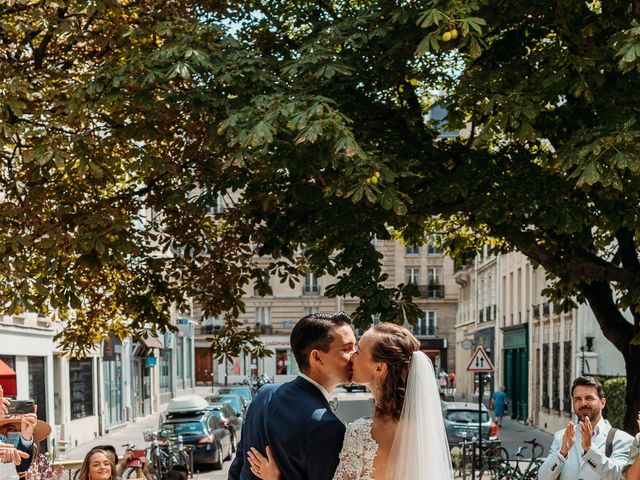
top-left (292, 376), bottom-right (331, 409)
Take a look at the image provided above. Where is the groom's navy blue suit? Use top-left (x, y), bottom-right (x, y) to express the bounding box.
top-left (228, 376), bottom-right (345, 480)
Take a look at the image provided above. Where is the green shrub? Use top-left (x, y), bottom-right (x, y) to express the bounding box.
top-left (603, 377), bottom-right (626, 429)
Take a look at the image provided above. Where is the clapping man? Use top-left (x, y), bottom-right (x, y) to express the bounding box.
top-left (538, 376), bottom-right (633, 480)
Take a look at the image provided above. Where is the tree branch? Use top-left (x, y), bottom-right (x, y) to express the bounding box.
top-left (580, 280), bottom-right (634, 353)
top-left (615, 227), bottom-right (640, 271)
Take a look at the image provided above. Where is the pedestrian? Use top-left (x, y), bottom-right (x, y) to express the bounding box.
top-left (491, 386), bottom-right (508, 427)
top-left (622, 411), bottom-right (640, 479)
top-left (76, 448), bottom-right (116, 480)
top-left (538, 376), bottom-right (634, 480)
top-left (439, 371), bottom-right (448, 394)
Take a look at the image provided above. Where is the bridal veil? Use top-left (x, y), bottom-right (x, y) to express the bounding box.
top-left (387, 351), bottom-right (454, 480)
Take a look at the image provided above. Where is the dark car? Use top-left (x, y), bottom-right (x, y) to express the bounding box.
top-left (207, 401), bottom-right (243, 452)
top-left (161, 410), bottom-right (232, 469)
top-left (341, 383), bottom-right (368, 393)
top-left (215, 386), bottom-right (253, 407)
top-left (442, 402), bottom-right (499, 447)
top-left (205, 394), bottom-right (246, 415)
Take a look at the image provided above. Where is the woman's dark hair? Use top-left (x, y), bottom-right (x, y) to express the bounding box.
top-left (571, 376), bottom-right (605, 399)
top-left (369, 323), bottom-right (420, 420)
top-left (291, 312), bottom-right (352, 372)
top-left (77, 449), bottom-right (117, 480)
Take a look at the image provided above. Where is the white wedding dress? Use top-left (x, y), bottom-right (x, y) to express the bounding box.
top-left (332, 352), bottom-right (454, 480)
top-left (332, 417), bottom-right (377, 480)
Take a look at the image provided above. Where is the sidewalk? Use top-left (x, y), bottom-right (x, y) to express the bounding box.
top-left (64, 412), bottom-right (161, 462)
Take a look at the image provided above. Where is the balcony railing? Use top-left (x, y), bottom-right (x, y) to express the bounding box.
top-left (303, 285), bottom-right (320, 296)
top-left (200, 325), bottom-right (223, 335)
top-left (413, 325), bottom-right (437, 336)
top-left (417, 284), bottom-right (445, 298)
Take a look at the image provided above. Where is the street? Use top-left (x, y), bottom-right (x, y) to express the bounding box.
top-left (61, 387), bottom-right (550, 480)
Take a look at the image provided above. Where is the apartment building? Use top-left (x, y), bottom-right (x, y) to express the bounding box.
top-left (197, 237), bottom-right (459, 385)
top-left (454, 250), bottom-right (625, 433)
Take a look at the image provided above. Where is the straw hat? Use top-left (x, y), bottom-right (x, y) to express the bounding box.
top-left (0, 415), bottom-right (52, 443)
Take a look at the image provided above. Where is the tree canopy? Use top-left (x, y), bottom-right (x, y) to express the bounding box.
top-left (2, 0), bottom-right (640, 430)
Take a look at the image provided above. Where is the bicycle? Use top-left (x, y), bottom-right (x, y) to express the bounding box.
top-left (455, 437), bottom-right (508, 479)
top-left (144, 430), bottom-right (172, 480)
top-left (168, 434), bottom-right (194, 478)
top-left (478, 438), bottom-right (544, 480)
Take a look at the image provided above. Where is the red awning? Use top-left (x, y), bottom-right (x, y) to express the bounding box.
top-left (0, 359), bottom-right (17, 397)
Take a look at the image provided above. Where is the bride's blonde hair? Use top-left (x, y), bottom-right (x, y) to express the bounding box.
top-left (370, 323), bottom-right (420, 420)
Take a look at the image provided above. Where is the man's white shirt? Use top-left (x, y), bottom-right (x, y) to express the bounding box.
top-left (298, 373), bottom-right (331, 401)
top-left (537, 418), bottom-right (633, 480)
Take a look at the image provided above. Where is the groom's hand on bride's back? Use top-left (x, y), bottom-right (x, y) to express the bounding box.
top-left (247, 446), bottom-right (281, 480)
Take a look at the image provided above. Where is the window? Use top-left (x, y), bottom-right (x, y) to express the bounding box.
top-left (405, 245), bottom-right (420, 255)
top-left (414, 311), bottom-right (436, 336)
top-left (427, 236), bottom-right (442, 255)
top-left (303, 272), bottom-right (320, 295)
top-left (542, 344), bottom-right (549, 408)
top-left (69, 359), bottom-right (94, 420)
top-left (254, 271), bottom-right (271, 297)
top-left (176, 336), bottom-right (184, 383)
top-left (257, 306), bottom-right (271, 325)
top-left (405, 267), bottom-right (420, 285)
top-left (209, 192), bottom-right (225, 214)
top-left (428, 267), bottom-right (443, 285)
top-left (304, 306), bottom-right (319, 316)
top-left (159, 349), bottom-right (172, 395)
top-left (427, 267), bottom-right (444, 297)
top-left (275, 349), bottom-right (299, 375)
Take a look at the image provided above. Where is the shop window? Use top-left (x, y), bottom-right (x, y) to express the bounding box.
top-left (275, 349), bottom-right (299, 375)
top-left (70, 359), bottom-right (94, 419)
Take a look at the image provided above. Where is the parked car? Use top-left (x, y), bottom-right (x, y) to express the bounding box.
top-left (160, 396), bottom-right (232, 469)
top-left (205, 394), bottom-right (246, 415)
top-left (340, 383), bottom-right (368, 393)
top-left (207, 401), bottom-right (243, 451)
top-left (215, 386), bottom-right (254, 407)
top-left (442, 402), bottom-right (499, 447)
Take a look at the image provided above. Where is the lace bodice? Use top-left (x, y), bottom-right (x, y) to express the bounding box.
top-left (332, 417), bottom-right (378, 480)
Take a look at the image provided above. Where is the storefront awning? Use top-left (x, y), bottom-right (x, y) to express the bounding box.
top-left (0, 359), bottom-right (17, 396)
top-left (137, 334), bottom-right (163, 349)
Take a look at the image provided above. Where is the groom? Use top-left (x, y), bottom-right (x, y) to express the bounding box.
top-left (228, 312), bottom-right (356, 480)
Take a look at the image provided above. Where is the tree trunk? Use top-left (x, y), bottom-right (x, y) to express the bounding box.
top-left (581, 281), bottom-right (639, 433)
top-left (624, 346), bottom-right (640, 434)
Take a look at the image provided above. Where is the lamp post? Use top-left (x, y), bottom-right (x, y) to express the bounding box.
top-left (580, 336), bottom-right (595, 375)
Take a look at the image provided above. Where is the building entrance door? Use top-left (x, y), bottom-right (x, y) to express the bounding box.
top-left (502, 325), bottom-right (529, 421)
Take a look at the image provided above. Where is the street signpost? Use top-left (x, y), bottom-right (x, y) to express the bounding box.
top-left (466, 346), bottom-right (495, 476)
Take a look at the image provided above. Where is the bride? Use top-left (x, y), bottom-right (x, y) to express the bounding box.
top-left (247, 322), bottom-right (454, 480)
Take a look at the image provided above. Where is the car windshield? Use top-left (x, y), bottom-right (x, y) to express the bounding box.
top-left (162, 421), bottom-right (205, 435)
top-left (210, 410), bottom-right (223, 420)
top-left (219, 387), bottom-right (251, 402)
top-left (214, 396), bottom-right (242, 413)
top-left (445, 410), bottom-right (490, 423)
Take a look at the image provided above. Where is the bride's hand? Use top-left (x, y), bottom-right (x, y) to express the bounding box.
top-left (248, 446), bottom-right (281, 480)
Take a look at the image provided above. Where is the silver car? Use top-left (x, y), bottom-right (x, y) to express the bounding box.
top-left (442, 402), bottom-right (499, 447)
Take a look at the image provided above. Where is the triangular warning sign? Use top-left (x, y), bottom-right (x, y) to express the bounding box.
top-left (466, 346), bottom-right (494, 372)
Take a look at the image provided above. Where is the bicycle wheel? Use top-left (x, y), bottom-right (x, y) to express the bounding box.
top-left (478, 464), bottom-right (501, 480)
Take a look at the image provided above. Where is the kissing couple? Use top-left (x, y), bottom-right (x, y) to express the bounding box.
top-left (228, 311), bottom-right (453, 480)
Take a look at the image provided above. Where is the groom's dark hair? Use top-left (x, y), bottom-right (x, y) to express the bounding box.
top-left (291, 312), bottom-right (352, 372)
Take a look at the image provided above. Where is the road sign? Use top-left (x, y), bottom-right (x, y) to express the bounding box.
top-left (466, 346), bottom-right (494, 372)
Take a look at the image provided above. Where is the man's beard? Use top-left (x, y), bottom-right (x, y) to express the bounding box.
top-left (577, 408), bottom-right (600, 422)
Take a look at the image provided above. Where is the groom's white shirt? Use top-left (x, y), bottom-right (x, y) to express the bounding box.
top-left (298, 373), bottom-right (331, 401)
